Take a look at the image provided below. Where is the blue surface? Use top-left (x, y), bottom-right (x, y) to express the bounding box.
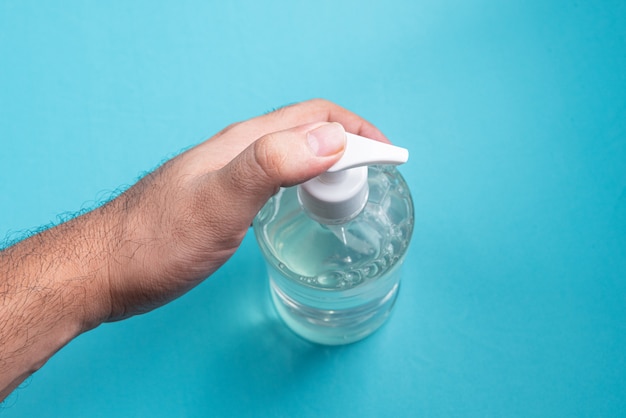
top-left (1, 1), bottom-right (625, 416)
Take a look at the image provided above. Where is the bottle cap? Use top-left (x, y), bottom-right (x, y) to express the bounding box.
top-left (297, 131), bottom-right (408, 224)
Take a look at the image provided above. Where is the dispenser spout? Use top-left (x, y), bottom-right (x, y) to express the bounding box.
top-left (327, 133), bottom-right (409, 173)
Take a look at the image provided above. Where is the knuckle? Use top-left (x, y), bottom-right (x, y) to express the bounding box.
top-left (253, 135), bottom-right (285, 182)
top-left (308, 97), bottom-right (330, 106)
top-left (214, 121), bottom-right (243, 137)
top-left (307, 97), bottom-right (334, 111)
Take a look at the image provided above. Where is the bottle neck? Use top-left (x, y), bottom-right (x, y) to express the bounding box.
top-left (297, 166), bottom-right (369, 225)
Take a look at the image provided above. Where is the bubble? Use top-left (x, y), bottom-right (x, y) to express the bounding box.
top-left (317, 271), bottom-right (344, 288)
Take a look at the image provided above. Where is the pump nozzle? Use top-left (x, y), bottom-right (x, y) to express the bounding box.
top-left (328, 133), bottom-right (408, 172)
top-left (298, 132), bottom-right (409, 224)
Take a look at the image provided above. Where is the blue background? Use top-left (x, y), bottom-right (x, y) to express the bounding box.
top-left (1, 1), bottom-right (625, 416)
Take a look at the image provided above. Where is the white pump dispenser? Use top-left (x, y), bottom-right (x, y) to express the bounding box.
top-left (298, 133), bottom-right (409, 224)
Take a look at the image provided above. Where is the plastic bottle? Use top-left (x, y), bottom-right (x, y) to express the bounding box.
top-left (253, 131), bottom-right (414, 345)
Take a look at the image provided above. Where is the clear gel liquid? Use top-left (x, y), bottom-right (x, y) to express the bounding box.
top-left (254, 165), bottom-right (414, 345)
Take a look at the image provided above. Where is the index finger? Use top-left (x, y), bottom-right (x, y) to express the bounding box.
top-left (190, 99), bottom-right (389, 172)
top-left (261, 99), bottom-right (389, 143)
top-left (217, 98), bottom-right (390, 145)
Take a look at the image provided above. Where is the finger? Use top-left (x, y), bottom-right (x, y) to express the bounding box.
top-left (210, 122), bottom-right (347, 227)
top-left (209, 99), bottom-right (389, 155)
top-left (261, 99), bottom-right (389, 143)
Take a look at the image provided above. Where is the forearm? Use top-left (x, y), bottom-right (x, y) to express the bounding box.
top-left (0, 207), bottom-right (113, 400)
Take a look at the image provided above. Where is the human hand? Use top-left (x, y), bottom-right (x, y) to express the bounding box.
top-left (98, 99), bottom-right (388, 322)
top-left (0, 99), bottom-right (389, 398)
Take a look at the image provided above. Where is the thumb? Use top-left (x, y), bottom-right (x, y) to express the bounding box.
top-left (214, 122), bottom-right (347, 223)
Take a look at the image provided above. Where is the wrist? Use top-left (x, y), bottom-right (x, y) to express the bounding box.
top-left (0, 206), bottom-right (119, 396)
top-left (68, 203), bottom-right (122, 330)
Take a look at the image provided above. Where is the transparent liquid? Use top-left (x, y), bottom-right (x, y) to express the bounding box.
top-left (253, 165), bottom-right (414, 345)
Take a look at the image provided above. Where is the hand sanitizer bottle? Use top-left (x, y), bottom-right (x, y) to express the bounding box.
top-left (253, 131), bottom-right (414, 345)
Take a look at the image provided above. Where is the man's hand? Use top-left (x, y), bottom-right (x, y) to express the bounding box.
top-left (0, 99), bottom-right (387, 399)
top-left (100, 99), bottom-right (388, 322)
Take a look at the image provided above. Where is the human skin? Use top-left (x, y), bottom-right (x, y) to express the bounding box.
top-left (0, 99), bottom-right (388, 400)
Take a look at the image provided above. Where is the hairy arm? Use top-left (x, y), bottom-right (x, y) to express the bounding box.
top-left (0, 99), bottom-right (388, 400)
top-left (0, 208), bottom-right (114, 399)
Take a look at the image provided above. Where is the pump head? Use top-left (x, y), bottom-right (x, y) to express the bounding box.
top-left (297, 131), bottom-right (408, 224)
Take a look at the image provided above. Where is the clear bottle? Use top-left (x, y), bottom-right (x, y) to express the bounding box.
top-left (253, 132), bottom-right (414, 345)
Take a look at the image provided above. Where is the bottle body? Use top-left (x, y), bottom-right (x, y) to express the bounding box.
top-left (253, 165), bottom-right (414, 345)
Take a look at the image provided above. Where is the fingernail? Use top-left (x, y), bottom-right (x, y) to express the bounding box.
top-left (307, 123), bottom-right (346, 157)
